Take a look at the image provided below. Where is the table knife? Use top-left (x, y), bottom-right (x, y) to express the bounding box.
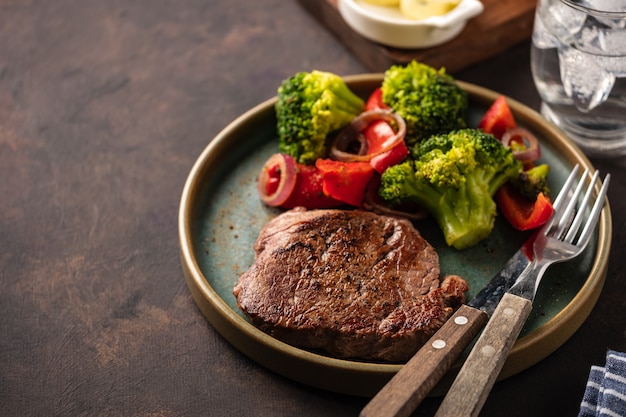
top-left (360, 238), bottom-right (537, 417)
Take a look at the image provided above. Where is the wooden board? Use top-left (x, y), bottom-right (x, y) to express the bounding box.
top-left (298, 0), bottom-right (537, 74)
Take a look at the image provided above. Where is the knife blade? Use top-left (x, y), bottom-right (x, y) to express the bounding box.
top-left (360, 237), bottom-right (537, 417)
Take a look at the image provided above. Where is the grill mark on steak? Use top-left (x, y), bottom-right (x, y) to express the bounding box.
top-left (233, 207), bottom-right (468, 363)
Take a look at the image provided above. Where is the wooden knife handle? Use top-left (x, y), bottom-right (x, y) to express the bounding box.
top-left (360, 304), bottom-right (488, 417)
top-left (434, 293), bottom-right (533, 417)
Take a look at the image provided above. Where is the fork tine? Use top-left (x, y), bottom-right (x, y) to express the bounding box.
top-left (555, 168), bottom-right (590, 239)
top-left (576, 173), bottom-right (610, 248)
top-left (552, 164), bottom-right (580, 212)
top-left (543, 164), bottom-right (582, 236)
top-left (564, 170), bottom-right (599, 243)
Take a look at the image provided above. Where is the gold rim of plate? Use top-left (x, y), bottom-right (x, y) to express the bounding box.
top-left (178, 74), bottom-right (612, 397)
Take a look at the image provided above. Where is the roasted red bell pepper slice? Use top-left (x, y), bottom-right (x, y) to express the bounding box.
top-left (369, 141), bottom-right (409, 174)
top-left (478, 95), bottom-right (517, 140)
top-left (363, 119), bottom-right (397, 154)
top-left (364, 90), bottom-right (409, 173)
top-left (315, 159), bottom-right (375, 207)
top-left (495, 183), bottom-right (554, 231)
top-left (362, 120), bottom-right (410, 173)
top-left (365, 87), bottom-right (389, 111)
top-left (272, 162), bottom-right (344, 209)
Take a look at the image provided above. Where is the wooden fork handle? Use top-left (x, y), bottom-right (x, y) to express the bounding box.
top-left (360, 304), bottom-right (488, 417)
top-left (435, 293), bottom-right (533, 417)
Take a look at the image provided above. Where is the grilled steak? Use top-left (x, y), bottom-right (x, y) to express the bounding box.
top-left (233, 208), bottom-right (468, 362)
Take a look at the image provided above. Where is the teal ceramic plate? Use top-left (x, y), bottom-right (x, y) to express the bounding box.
top-left (179, 75), bottom-right (612, 397)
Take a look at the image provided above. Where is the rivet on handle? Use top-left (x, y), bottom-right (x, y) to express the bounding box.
top-left (481, 345), bottom-right (496, 357)
top-left (432, 339), bottom-right (446, 349)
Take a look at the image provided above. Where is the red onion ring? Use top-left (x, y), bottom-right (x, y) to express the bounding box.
top-left (257, 153), bottom-right (298, 207)
top-left (501, 127), bottom-right (541, 162)
top-left (329, 109), bottom-right (407, 162)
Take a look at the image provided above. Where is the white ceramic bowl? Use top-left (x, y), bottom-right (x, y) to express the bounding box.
top-left (338, 0), bottom-right (484, 49)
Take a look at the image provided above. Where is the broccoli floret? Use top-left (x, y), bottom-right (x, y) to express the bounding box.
top-left (511, 163), bottom-right (550, 200)
top-left (381, 61), bottom-right (467, 145)
top-left (275, 70), bottom-right (365, 165)
top-left (379, 128), bottom-right (522, 250)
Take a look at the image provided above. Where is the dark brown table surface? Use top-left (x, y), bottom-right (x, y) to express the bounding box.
top-left (2, 2), bottom-right (625, 416)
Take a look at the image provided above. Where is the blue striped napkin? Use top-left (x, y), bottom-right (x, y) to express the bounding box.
top-left (579, 350), bottom-right (626, 417)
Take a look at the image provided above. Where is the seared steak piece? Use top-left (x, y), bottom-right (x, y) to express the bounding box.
top-left (233, 208), bottom-right (468, 362)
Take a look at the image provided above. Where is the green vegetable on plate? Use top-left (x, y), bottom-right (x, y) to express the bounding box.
top-left (510, 163), bottom-right (551, 201)
top-left (378, 128), bottom-right (522, 250)
top-left (275, 70), bottom-right (365, 165)
top-left (381, 60), bottom-right (467, 145)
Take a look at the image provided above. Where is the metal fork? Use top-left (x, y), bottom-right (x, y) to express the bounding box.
top-left (434, 164), bottom-right (611, 417)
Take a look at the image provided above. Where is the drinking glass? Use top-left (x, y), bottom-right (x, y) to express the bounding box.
top-left (531, 0), bottom-right (626, 157)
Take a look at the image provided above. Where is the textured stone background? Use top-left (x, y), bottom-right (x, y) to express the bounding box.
top-left (1, 1), bottom-right (624, 416)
